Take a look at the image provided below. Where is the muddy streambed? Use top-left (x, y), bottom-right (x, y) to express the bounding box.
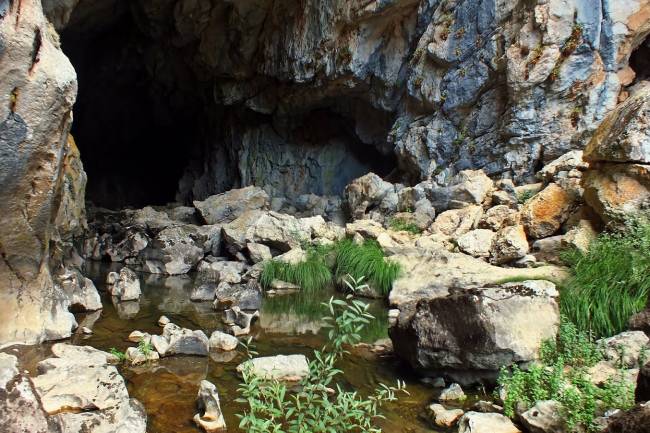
top-left (16, 263), bottom-right (484, 433)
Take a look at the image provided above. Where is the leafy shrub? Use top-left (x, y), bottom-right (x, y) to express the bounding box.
top-left (497, 320), bottom-right (635, 432)
top-left (237, 276), bottom-right (407, 432)
top-left (334, 240), bottom-right (401, 296)
top-left (560, 220), bottom-right (650, 337)
top-left (388, 217), bottom-right (421, 234)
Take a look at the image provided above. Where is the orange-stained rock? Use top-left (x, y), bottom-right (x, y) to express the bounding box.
top-left (521, 183), bottom-right (577, 239)
top-left (583, 163), bottom-right (650, 223)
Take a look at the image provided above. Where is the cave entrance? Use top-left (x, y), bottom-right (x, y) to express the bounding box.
top-left (629, 35), bottom-right (650, 84)
top-left (59, 1), bottom-right (398, 211)
top-left (60, 2), bottom-right (201, 209)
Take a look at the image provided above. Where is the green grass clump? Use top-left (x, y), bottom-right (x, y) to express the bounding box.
top-left (388, 217), bottom-right (422, 234)
top-left (517, 189), bottom-right (536, 204)
top-left (260, 246), bottom-right (333, 292)
top-left (560, 220), bottom-right (650, 338)
top-left (498, 320), bottom-right (635, 432)
top-left (334, 239), bottom-right (401, 296)
top-left (109, 347), bottom-right (127, 362)
top-left (260, 240), bottom-right (401, 296)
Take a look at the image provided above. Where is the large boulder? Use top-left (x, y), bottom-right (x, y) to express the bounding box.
top-left (138, 225), bottom-right (205, 275)
top-left (521, 183), bottom-right (577, 239)
top-left (162, 323), bottom-right (209, 357)
top-left (107, 267), bottom-right (141, 301)
top-left (426, 170), bottom-right (494, 212)
top-left (584, 88), bottom-right (650, 164)
top-left (194, 380), bottom-right (226, 432)
top-left (603, 403), bottom-right (650, 433)
top-left (29, 343), bottom-right (146, 433)
top-left (194, 186), bottom-right (269, 225)
top-left (390, 276), bottom-right (560, 383)
top-left (457, 412), bottom-right (521, 433)
top-left (0, 0), bottom-right (78, 345)
top-left (237, 354), bottom-right (309, 382)
top-left (56, 267), bottom-right (102, 312)
top-left (344, 173), bottom-right (395, 219)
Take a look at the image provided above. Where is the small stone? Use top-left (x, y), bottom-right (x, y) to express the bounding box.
top-left (472, 400), bottom-right (503, 413)
top-left (520, 400), bottom-right (565, 433)
top-left (81, 326), bottom-right (93, 335)
top-left (126, 347), bottom-right (159, 365)
top-left (209, 331), bottom-right (239, 351)
top-left (194, 380), bottom-right (226, 432)
top-left (428, 403), bottom-right (465, 427)
top-left (150, 335), bottom-right (169, 357)
top-left (158, 315), bottom-right (171, 327)
top-left (490, 225), bottom-right (529, 264)
top-left (439, 383), bottom-right (466, 401)
top-left (128, 330), bottom-right (148, 343)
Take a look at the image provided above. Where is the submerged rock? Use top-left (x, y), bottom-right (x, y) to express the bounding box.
top-left (194, 380), bottom-right (226, 432)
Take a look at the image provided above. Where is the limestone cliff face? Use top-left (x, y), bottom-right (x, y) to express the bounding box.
top-left (0, 0), bottom-right (79, 345)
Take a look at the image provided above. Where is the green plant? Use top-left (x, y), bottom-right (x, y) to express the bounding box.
top-left (138, 339), bottom-right (154, 357)
top-left (517, 189), bottom-right (536, 204)
top-left (560, 219), bottom-right (650, 337)
top-left (109, 347), bottom-right (127, 362)
top-left (388, 217), bottom-right (421, 235)
top-left (334, 240), bottom-right (401, 296)
top-left (497, 320), bottom-right (635, 432)
top-left (260, 245), bottom-right (333, 292)
top-left (236, 276), bottom-right (408, 432)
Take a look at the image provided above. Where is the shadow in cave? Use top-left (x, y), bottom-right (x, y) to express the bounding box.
top-left (630, 35), bottom-right (650, 83)
top-left (61, 3), bottom-right (201, 210)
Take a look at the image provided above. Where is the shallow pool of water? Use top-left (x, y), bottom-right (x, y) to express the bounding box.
top-left (23, 262), bottom-right (453, 433)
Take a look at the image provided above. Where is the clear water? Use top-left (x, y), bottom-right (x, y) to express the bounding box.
top-left (19, 262), bottom-right (450, 433)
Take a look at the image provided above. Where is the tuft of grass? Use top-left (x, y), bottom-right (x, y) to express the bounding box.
top-left (560, 219), bottom-right (650, 338)
top-left (334, 239), bottom-right (401, 296)
top-left (517, 189), bottom-right (536, 204)
top-left (138, 339), bottom-right (154, 357)
top-left (389, 217), bottom-right (422, 234)
top-left (109, 347), bottom-right (127, 362)
top-left (260, 246), bottom-right (333, 293)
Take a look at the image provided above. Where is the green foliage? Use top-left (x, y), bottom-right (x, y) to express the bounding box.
top-left (260, 246), bottom-right (333, 292)
top-left (334, 240), bottom-right (401, 297)
top-left (260, 240), bottom-right (401, 296)
top-left (560, 219), bottom-right (650, 338)
top-left (138, 339), bottom-right (153, 357)
top-left (236, 276), bottom-right (408, 432)
top-left (517, 189), bottom-right (536, 204)
top-left (497, 320), bottom-right (635, 432)
top-left (388, 217), bottom-right (421, 235)
top-left (109, 347), bottom-right (127, 362)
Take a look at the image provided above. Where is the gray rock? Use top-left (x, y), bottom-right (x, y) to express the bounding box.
top-left (194, 380), bottom-right (226, 432)
top-left (439, 383), bottom-right (466, 401)
top-left (191, 283), bottom-right (217, 302)
top-left (520, 400), bottom-right (567, 433)
top-left (107, 267), bottom-right (141, 301)
top-left (0, 353), bottom-right (19, 390)
top-left (151, 335), bottom-right (170, 357)
top-left (139, 225), bottom-right (205, 275)
top-left (490, 225), bottom-right (530, 265)
top-left (457, 229), bottom-right (496, 258)
top-left (428, 403), bottom-right (464, 428)
top-left (213, 281), bottom-right (262, 310)
top-left (344, 173), bottom-right (395, 219)
top-left (246, 242), bottom-right (272, 263)
top-left (56, 267), bottom-right (102, 311)
top-left (209, 330), bottom-right (239, 351)
top-left (223, 307), bottom-right (259, 336)
top-left (237, 354), bottom-right (309, 382)
top-left (426, 170), bottom-right (494, 212)
top-left (457, 412), bottom-right (521, 433)
top-left (163, 324), bottom-right (209, 357)
top-left (194, 186), bottom-right (269, 225)
top-left (126, 347), bottom-right (159, 365)
top-left (598, 331), bottom-right (650, 369)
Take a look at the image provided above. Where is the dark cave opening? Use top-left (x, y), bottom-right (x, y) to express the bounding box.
top-left (60, 1), bottom-right (398, 211)
top-left (61, 2), bottom-right (202, 209)
top-left (630, 36), bottom-right (650, 83)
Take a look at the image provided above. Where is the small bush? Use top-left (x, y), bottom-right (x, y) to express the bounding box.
top-left (560, 220), bottom-right (650, 338)
top-left (388, 217), bottom-right (421, 235)
top-left (334, 239), bottom-right (401, 296)
top-left (498, 320), bottom-right (635, 432)
top-left (260, 246), bottom-right (333, 292)
top-left (237, 276), bottom-right (408, 432)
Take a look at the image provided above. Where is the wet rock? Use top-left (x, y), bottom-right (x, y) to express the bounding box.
top-left (520, 400), bottom-right (566, 433)
top-left (390, 279), bottom-right (560, 383)
top-left (158, 315), bottom-right (171, 326)
top-left (198, 260), bottom-right (246, 284)
top-left (163, 324), bottom-right (209, 357)
top-left (151, 335), bottom-right (170, 357)
top-left (237, 354), bottom-right (309, 382)
top-left (107, 267), bottom-right (141, 301)
top-left (213, 281), bottom-right (262, 310)
top-left (194, 186), bottom-right (270, 225)
top-left (439, 383), bottom-right (466, 401)
top-left (224, 307), bottom-right (260, 336)
top-left (128, 330), bottom-right (149, 343)
top-left (457, 412), bottom-right (521, 433)
top-left (56, 267), bottom-right (102, 311)
top-left (521, 183), bottom-right (577, 239)
top-left (246, 242), bottom-right (272, 263)
top-left (431, 206), bottom-right (483, 237)
top-left (209, 331), bottom-right (239, 351)
top-left (490, 225), bottom-right (529, 265)
top-left (194, 380), bottom-right (226, 432)
top-left (428, 403), bottom-right (464, 428)
top-left (457, 229), bottom-right (496, 258)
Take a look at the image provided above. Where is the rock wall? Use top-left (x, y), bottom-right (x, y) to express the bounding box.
top-left (0, 0), bottom-right (79, 345)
